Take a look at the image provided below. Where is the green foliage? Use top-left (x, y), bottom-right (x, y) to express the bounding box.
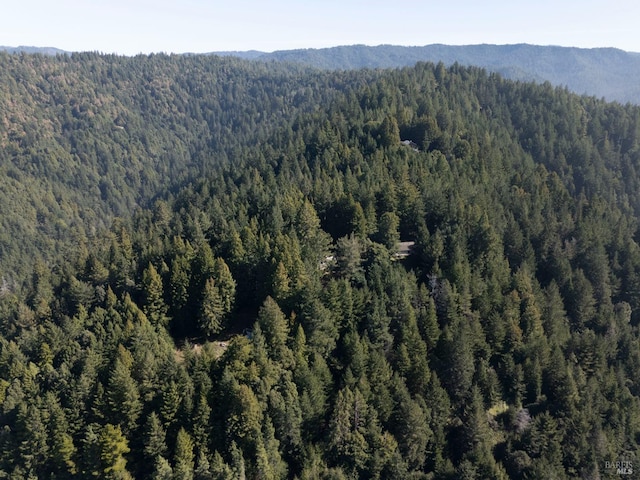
top-left (1, 53), bottom-right (640, 480)
top-left (198, 278), bottom-right (226, 337)
top-left (375, 211), bottom-right (400, 250)
top-left (106, 346), bottom-right (142, 432)
top-left (173, 428), bottom-right (195, 480)
top-left (256, 297), bottom-right (294, 368)
top-left (99, 424), bottom-right (131, 478)
top-left (143, 412), bottom-right (168, 464)
top-left (142, 262), bottom-right (168, 327)
top-left (256, 44), bottom-right (640, 104)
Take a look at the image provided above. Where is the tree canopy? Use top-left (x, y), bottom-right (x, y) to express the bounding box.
top-left (1, 52), bottom-right (640, 478)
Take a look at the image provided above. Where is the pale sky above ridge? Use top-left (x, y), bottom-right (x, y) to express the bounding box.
top-left (2, 0), bottom-right (639, 55)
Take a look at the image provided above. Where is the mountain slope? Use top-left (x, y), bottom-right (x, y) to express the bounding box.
top-left (0, 46), bottom-right (69, 55)
top-left (0, 51), bottom-right (352, 288)
top-left (219, 43), bottom-right (640, 104)
top-left (1, 56), bottom-right (640, 478)
top-left (6, 43), bottom-right (640, 103)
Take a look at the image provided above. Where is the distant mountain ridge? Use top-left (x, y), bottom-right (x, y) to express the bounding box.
top-left (3, 43), bottom-right (640, 104)
top-left (214, 44), bottom-right (640, 104)
top-left (0, 45), bottom-right (68, 55)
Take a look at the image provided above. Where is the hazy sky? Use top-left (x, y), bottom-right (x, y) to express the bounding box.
top-left (2, 0), bottom-right (639, 55)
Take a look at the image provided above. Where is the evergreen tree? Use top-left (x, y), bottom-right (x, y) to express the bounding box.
top-left (257, 296), bottom-right (294, 367)
top-left (47, 394), bottom-right (77, 476)
top-left (174, 428), bottom-right (195, 480)
top-left (143, 412), bottom-right (168, 464)
top-left (328, 387), bottom-right (370, 474)
top-left (142, 262), bottom-right (169, 327)
top-left (272, 261), bottom-right (291, 302)
top-left (152, 456), bottom-right (174, 480)
top-left (106, 347), bottom-right (142, 432)
top-left (170, 255), bottom-right (191, 315)
top-left (375, 211), bottom-right (401, 250)
top-left (99, 424), bottom-right (131, 479)
top-left (213, 257), bottom-right (235, 315)
top-left (199, 278), bottom-right (225, 337)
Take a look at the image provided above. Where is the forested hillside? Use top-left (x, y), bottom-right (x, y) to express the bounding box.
top-left (0, 51), bottom-right (367, 288)
top-left (1, 54), bottom-right (640, 479)
top-left (218, 44), bottom-right (640, 105)
top-left (6, 43), bottom-right (640, 104)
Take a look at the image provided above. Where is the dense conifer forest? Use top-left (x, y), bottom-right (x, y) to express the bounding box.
top-left (1, 52), bottom-right (640, 479)
top-left (222, 44), bottom-right (640, 104)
